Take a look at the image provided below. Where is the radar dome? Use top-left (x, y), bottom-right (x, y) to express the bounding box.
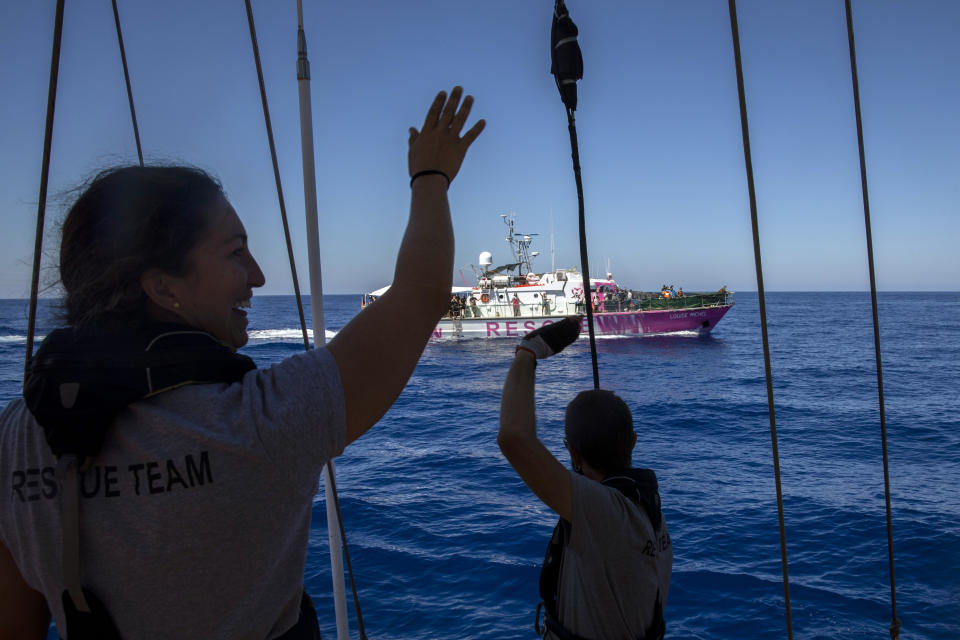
top-left (479, 251), bottom-right (493, 267)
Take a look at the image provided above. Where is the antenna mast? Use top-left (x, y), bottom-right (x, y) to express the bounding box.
top-left (550, 210), bottom-right (556, 272)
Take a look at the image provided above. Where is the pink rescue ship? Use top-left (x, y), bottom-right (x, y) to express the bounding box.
top-left (368, 215), bottom-right (733, 339)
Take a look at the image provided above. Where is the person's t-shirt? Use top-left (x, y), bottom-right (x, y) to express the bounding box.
top-left (551, 471), bottom-right (673, 640)
top-left (0, 347), bottom-right (345, 640)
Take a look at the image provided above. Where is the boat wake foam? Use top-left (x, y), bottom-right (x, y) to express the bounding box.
top-left (246, 328), bottom-right (338, 343)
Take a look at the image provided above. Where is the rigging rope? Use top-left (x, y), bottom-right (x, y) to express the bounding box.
top-left (726, 2), bottom-right (794, 637)
top-left (24, 0), bottom-right (66, 383)
top-left (842, 2), bottom-right (900, 637)
top-left (551, 0), bottom-right (599, 390)
top-left (243, 0), bottom-right (310, 352)
top-left (243, 2), bottom-right (367, 635)
top-left (567, 110), bottom-right (599, 390)
top-left (111, 0), bottom-right (143, 166)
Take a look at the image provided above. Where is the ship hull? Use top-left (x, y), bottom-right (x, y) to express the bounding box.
top-left (431, 304), bottom-right (733, 339)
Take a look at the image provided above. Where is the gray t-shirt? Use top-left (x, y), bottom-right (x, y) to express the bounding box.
top-left (0, 347), bottom-right (345, 640)
top-left (551, 471), bottom-right (673, 640)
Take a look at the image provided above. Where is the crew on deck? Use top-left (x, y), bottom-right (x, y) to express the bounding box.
top-left (498, 319), bottom-right (672, 640)
top-left (0, 87), bottom-right (484, 639)
top-left (449, 294), bottom-right (464, 318)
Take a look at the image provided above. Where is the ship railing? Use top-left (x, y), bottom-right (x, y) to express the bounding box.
top-left (439, 292), bottom-right (733, 319)
top-left (443, 300), bottom-right (567, 319)
top-left (630, 292), bottom-right (732, 311)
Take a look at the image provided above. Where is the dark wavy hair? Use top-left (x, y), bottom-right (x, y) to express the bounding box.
top-left (564, 389), bottom-right (635, 475)
top-left (59, 165), bottom-right (225, 328)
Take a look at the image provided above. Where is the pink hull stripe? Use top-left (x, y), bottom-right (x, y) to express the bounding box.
top-left (638, 305), bottom-right (732, 334)
top-left (583, 305), bottom-right (732, 335)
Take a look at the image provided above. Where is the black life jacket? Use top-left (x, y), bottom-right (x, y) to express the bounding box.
top-left (535, 468), bottom-right (667, 640)
top-left (23, 323), bottom-right (321, 639)
top-left (24, 323), bottom-right (256, 459)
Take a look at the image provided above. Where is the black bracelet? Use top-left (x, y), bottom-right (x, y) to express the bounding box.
top-left (410, 170), bottom-right (451, 188)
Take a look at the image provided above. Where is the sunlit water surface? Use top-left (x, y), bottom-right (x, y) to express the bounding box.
top-left (1, 293), bottom-right (956, 639)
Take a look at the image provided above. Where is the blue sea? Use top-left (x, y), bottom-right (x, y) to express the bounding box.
top-left (1, 293), bottom-right (957, 639)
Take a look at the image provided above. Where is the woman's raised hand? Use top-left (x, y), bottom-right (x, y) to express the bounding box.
top-left (408, 87), bottom-right (485, 186)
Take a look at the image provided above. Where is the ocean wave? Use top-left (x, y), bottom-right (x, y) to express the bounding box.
top-left (245, 328), bottom-right (338, 343)
top-left (0, 334), bottom-right (44, 344)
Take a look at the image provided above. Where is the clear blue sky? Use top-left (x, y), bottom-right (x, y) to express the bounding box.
top-left (1, 0), bottom-right (957, 297)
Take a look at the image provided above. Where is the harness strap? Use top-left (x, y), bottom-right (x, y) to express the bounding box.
top-left (273, 590), bottom-right (322, 640)
top-left (57, 455), bottom-right (90, 613)
top-left (537, 595), bottom-right (664, 640)
top-left (544, 607), bottom-right (588, 640)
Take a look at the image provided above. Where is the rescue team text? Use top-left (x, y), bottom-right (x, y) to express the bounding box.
top-left (10, 451), bottom-right (213, 502)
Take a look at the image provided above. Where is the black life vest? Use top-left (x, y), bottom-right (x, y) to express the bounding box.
top-left (535, 468), bottom-right (667, 640)
top-left (24, 323), bottom-right (256, 459)
top-left (24, 323), bottom-right (321, 639)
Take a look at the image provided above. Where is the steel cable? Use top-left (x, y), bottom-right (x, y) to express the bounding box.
top-left (243, 0), bottom-right (310, 351)
top-left (24, 0), bottom-right (66, 382)
top-left (243, 1), bottom-right (366, 635)
top-left (727, 2), bottom-right (794, 637)
top-left (111, 0), bottom-right (143, 166)
top-left (843, 2), bottom-right (900, 637)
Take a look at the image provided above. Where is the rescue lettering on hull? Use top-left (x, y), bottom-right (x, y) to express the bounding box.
top-left (431, 305), bottom-right (732, 339)
top-left (484, 319), bottom-right (555, 337)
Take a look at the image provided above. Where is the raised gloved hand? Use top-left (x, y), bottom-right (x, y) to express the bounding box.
top-left (516, 316), bottom-right (581, 360)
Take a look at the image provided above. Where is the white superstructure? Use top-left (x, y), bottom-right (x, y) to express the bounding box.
top-left (368, 214), bottom-right (733, 339)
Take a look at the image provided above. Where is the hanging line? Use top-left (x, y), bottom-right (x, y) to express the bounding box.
top-left (843, 2), bottom-right (900, 638)
top-left (726, 2), bottom-right (794, 638)
top-left (111, 0), bottom-right (143, 166)
top-left (243, 0), bottom-right (310, 352)
top-left (24, 0), bottom-right (66, 384)
top-left (550, 0), bottom-right (599, 390)
top-left (244, 2), bottom-right (366, 638)
top-left (294, 1), bottom-right (367, 638)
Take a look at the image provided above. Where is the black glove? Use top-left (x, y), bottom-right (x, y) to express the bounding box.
top-left (516, 316), bottom-right (581, 359)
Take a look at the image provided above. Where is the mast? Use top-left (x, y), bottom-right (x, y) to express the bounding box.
top-left (550, 209), bottom-right (555, 272)
top-left (295, 3), bottom-right (349, 638)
